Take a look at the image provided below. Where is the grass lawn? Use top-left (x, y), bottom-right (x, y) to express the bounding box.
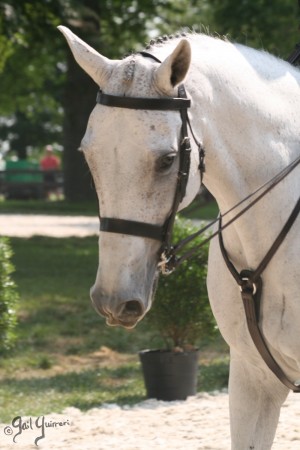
top-left (0, 205), bottom-right (228, 423)
top-left (0, 199), bottom-right (99, 216)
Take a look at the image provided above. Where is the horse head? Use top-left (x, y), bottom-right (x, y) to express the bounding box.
top-left (58, 26), bottom-right (201, 328)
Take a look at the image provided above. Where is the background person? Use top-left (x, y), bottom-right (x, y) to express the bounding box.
top-left (40, 145), bottom-right (61, 199)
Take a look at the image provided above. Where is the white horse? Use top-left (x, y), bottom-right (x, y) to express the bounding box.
top-left (59, 26), bottom-right (300, 449)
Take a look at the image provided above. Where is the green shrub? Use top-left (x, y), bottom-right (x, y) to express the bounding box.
top-left (146, 217), bottom-right (217, 349)
top-left (0, 237), bottom-right (18, 353)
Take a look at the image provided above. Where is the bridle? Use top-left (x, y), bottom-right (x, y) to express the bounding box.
top-left (98, 52), bottom-right (205, 272)
top-left (97, 51), bottom-right (300, 274)
top-left (96, 50), bottom-right (300, 392)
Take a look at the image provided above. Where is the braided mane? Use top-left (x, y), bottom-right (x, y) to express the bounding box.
top-left (144, 32), bottom-right (189, 50)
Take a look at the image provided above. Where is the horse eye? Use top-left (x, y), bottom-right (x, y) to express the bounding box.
top-left (156, 153), bottom-right (176, 172)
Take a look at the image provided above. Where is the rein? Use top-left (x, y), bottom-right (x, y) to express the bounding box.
top-left (160, 152), bottom-right (300, 272)
top-left (97, 50), bottom-right (300, 391)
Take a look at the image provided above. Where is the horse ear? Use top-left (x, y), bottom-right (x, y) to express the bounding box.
top-left (58, 26), bottom-right (113, 87)
top-left (154, 39), bottom-right (191, 94)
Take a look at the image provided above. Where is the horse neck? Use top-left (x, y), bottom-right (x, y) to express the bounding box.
top-left (185, 39), bottom-right (300, 264)
top-left (186, 42), bottom-right (299, 204)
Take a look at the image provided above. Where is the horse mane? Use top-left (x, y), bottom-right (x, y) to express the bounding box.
top-left (121, 29), bottom-right (227, 82)
top-left (146, 29), bottom-right (300, 82)
top-left (121, 28), bottom-right (299, 88)
top-left (144, 27), bottom-right (228, 50)
top-left (122, 32), bottom-right (195, 82)
top-left (144, 31), bottom-right (190, 50)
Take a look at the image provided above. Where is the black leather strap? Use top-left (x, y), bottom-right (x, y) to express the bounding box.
top-left (240, 279), bottom-right (300, 392)
top-left (287, 43), bottom-right (300, 65)
top-left (100, 218), bottom-right (164, 241)
top-left (219, 196), bottom-right (300, 285)
top-left (218, 197), bottom-right (300, 392)
top-left (155, 85), bottom-right (193, 258)
top-left (96, 91), bottom-right (191, 111)
top-left (162, 153), bottom-right (300, 273)
top-left (252, 196), bottom-right (300, 280)
top-left (139, 51), bottom-right (162, 64)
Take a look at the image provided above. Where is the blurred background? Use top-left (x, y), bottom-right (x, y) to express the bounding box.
top-left (0, 0), bottom-right (299, 202)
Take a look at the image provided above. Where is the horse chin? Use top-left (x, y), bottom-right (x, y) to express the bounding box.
top-left (106, 315), bottom-right (142, 330)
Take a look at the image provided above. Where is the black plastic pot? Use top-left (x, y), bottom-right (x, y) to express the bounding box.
top-left (139, 349), bottom-right (199, 401)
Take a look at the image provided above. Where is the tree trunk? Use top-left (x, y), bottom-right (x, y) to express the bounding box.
top-left (62, 51), bottom-right (98, 202)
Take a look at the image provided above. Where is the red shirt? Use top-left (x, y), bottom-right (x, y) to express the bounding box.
top-left (40, 155), bottom-right (60, 170)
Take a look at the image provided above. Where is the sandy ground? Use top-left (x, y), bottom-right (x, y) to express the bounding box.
top-left (0, 392), bottom-right (299, 449)
top-left (0, 214), bottom-right (299, 449)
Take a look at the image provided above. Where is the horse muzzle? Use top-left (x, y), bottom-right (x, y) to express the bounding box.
top-left (90, 288), bottom-right (145, 329)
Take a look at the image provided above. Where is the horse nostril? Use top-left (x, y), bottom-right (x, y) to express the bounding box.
top-left (121, 300), bottom-right (143, 318)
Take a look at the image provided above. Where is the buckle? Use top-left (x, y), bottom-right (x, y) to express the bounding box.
top-left (96, 90), bottom-right (102, 103)
top-left (158, 250), bottom-right (177, 275)
top-left (239, 277), bottom-right (257, 295)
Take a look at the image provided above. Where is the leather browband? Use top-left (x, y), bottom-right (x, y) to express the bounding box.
top-left (100, 218), bottom-right (164, 241)
top-left (96, 91), bottom-right (191, 110)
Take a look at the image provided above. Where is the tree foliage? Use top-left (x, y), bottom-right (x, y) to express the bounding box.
top-left (0, 0), bottom-right (299, 197)
top-left (209, 0), bottom-right (300, 58)
top-left (0, 0), bottom-right (64, 157)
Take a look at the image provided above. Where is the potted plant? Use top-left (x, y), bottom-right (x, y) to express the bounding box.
top-left (139, 216), bottom-right (216, 401)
